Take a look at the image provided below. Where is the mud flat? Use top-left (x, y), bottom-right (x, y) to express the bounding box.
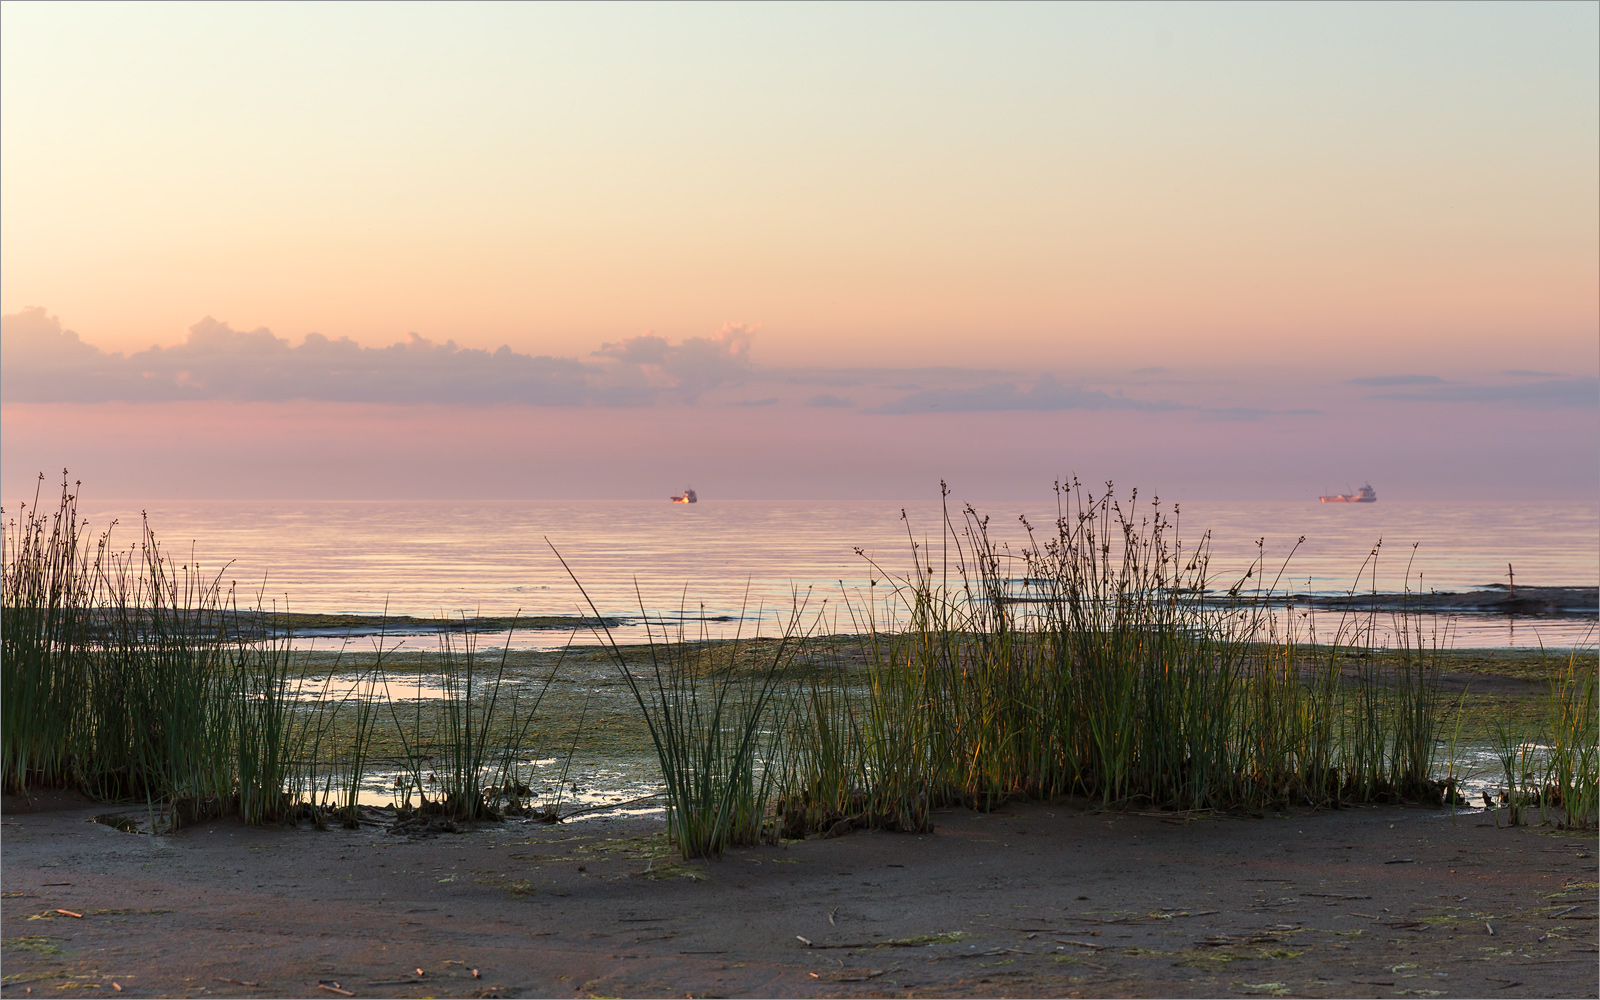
top-left (2, 794), bottom-right (1595, 999)
top-left (1291, 586), bottom-right (1598, 618)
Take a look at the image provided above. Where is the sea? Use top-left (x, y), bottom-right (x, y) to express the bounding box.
top-left (60, 497), bottom-right (1600, 651)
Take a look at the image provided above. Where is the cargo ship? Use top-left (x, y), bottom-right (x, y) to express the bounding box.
top-left (1320, 484), bottom-right (1376, 503)
top-left (670, 488), bottom-right (698, 504)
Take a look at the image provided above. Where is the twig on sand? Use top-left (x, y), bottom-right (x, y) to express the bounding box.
top-left (316, 983), bottom-right (355, 997)
top-left (1064, 959), bottom-right (1110, 972)
top-left (1131, 809), bottom-right (1216, 823)
top-left (797, 935), bottom-right (960, 950)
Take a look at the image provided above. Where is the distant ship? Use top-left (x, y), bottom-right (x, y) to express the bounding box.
top-left (670, 488), bottom-right (698, 504)
top-left (1320, 484), bottom-right (1376, 503)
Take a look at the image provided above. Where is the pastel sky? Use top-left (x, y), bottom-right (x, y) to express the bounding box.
top-left (2, 2), bottom-right (1595, 501)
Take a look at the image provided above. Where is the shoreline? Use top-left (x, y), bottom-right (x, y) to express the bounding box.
top-left (2, 793), bottom-right (1594, 999)
top-left (203, 586), bottom-right (1599, 644)
top-left (4, 633), bottom-right (1591, 998)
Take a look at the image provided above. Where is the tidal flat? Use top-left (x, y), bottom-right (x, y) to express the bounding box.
top-left (6, 485), bottom-right (1595, 996)
top-left (2, 647), bottom-right (1595, 999)
top-left (241, 643), bottom-right (1595, 817)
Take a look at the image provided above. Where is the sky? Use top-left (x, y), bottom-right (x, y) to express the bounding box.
top-left (2, 1), bottom-right (1596, 502)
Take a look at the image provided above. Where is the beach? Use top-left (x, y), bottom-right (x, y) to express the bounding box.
top-left (3, 493), bottom-right (1595, 998)
top-left (7, 4), bottom-right (1597, 996)
top-left (2, 790), bottom-right (1595, 999)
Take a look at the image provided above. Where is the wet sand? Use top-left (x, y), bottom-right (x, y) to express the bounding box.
top-left (2, 793), bottom-right (1595, 998)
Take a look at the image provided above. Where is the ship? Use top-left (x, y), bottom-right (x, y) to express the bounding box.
top-left (670, 488), bottom-right (698, 504)
top-left (1320, 484), bottom-right (1376, 503)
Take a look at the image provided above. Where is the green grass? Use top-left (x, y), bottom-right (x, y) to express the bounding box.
top-left (555, 542), bottom-right (805, 858)
top-left (760, 482), bottom-right (1483, 834)
top-left (2, 474), bottom-right (299, 826)
top-left (6, 473), bottom-right (1594, 851)
top-left (2, 475), bottom-right (569, 829)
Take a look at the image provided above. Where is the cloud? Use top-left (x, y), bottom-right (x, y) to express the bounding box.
top-left (14, 308), bottom-right (1581, 421)
top-left (593, 323), bottom-right (753, 401)
top-left (1370, 378), bottom-right (1597, 409)
top-left (775, 365), bottom-right (1012, 389)
top-left (132, 319), bottom-right (596, 405)
top-left (1502, 369), bottom-right (1561, 377)
top-left (1346, 374), bottom-right (1450, 386)
top-left (0, 307), bottom-right (149, 402)
top-left (0, 309), bottom-right (754, 406)
top-left (871, 375), bottom-right (1187, 414)
top-left (804, 393), bottom-right (854, 408)
top-left (1198, 407), bottom-right (1321, 421)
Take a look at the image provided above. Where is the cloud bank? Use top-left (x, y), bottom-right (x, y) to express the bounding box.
top-left (0, 309), bottom-right (753, 406)
top-left (593, 325), bottom-right (753, 402)
top-left (1346, 374), bottom-right (1450, 387)
top-left (1345, 371), bottom-right (1596, 409)
top-left (871, 375), bottom-right (1188, 414)
top-left (1368, 378), bottom-right (1597, 409)
top-left (4, 309), bottom-right (1588, 421)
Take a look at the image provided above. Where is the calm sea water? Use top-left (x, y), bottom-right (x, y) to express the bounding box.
top-left (62, 498), bottom-right (1599, 650)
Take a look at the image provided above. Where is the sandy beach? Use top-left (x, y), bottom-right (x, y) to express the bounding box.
top-left (3, 791), bottom-right (1594, 999)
